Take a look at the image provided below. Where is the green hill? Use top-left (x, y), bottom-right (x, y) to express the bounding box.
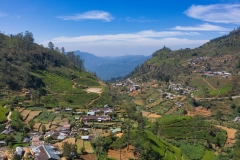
top-left (127, 29), bottom-right (240, 96)
top-left (0, 31), bottom-right (108, 108)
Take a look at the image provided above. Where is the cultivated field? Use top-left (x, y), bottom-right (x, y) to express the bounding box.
top-left (21, 110), bottom-right (31, 120)
top-left (33, 123), bottom-right (41, 132)
top-left (54, 138), bottom-right (75, 150)
top-left (25, 111), bottom-right (42, 122)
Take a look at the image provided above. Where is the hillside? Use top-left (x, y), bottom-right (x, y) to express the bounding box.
top-left (0, 32), bottom-right (114, 108)
top-left (127, 29), bottom-right (240, 97)
top-left (74, 50), bottom-right (150, 80)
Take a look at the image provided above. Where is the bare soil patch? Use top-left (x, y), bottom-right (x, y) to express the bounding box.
top-left (25, 111), bottom-right (42, 122)
top-left (129, 90), bottom-right (139, 97)
top-left (52, 116), bottom-right (62, 125)
top-left (116, 133), bottom-right (123, 138)
top-left (81, 154), bottom-right (97, 160)
top-left (21, 110), bottom-right (31, 120)
top-left (180, 96), bottom-right (187, 101)
top-left (216, 125), bottom-right (237, 147)
top-left (86, 88), bottom-right (102, 93)
top-left (166, 105), bottom-right (178, 114)
top-left (33, 123), bottom-right (41, 132)
top-left (187, 106), bottom-right (211, 117)
top-left (108, 145), bottom-right (137, 160)
top-left (134, 100), bottom-right (144, 105)
top-left (142, 111), bottom-right (161, 122)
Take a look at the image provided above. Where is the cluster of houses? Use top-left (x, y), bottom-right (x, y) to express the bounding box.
top-left (187, 56), bottom-right (209, 65)
top-left (201, 71), bottom-right (231, 78)
top-left (168, 83), bottom-right (195, 95)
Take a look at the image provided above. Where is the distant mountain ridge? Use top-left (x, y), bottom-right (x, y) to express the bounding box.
top-left (74, 50), bottom-right (150, 80)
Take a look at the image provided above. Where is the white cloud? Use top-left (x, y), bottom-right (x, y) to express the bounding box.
top-left (41, 30), bottom-right (207, 56)
top-left (0, 11), bottom-right (8, 17)
top-left (57, 10), bottom-right (114, 22)
top-left (172, 23), bottom-right (231, 31)
top-left (185, 4), bottom-right (240, 24)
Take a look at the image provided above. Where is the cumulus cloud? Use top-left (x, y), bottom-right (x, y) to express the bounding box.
top-left (57, 10), bottom-right (114, 22)
top-left (172, 23), bottom-right (231, 31)
top-left (41, 30), bottom-right (207, 56)
top-left (185, 4), bottom-right (240, 24)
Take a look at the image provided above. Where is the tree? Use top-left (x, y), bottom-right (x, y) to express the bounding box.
top-left (61, 47), bottom-right (65, 54)
top-left (215, 111), bottom-right (223, 121)
top-left (41, 124), bottom-right (46, 133)
top-left (62, 142), bottom-right (77, 159)
top-left (48, 41), bottom-right (54, 50)
top-left (122, 119), bottom-right (132, 150)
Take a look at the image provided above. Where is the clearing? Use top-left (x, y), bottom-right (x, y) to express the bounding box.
top-left (187, 106), bottom-right (211, 117)
top-left (216, 125), bottom-right (237, 147)
top-left (86, 88), bottom-right (102, 93)
top-left (108, 145), bottom-right (137, 160)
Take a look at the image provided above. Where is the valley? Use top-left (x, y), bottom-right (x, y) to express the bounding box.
top-left (0, 30), bottom-right (240, 160)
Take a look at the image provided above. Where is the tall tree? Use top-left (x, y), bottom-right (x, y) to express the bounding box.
top-left (48, 41), bottom-right (54, 50)
top-left (61, 47), bottom-right (65, 54)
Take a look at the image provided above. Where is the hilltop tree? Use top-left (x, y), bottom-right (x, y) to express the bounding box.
top-left (48, 41), bottom-right (54, 50)
top-left (61, 47), bottom-right (65, 54)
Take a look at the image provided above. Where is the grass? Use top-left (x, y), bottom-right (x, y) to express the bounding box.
top-left (13, 143), bottom-right (29, 149)
top-left (202, 150), bottom-right (215, 160)
top-left (0, 105), bottom-right (8, 123)
top-left (60, 93), bottom-right (99, 105)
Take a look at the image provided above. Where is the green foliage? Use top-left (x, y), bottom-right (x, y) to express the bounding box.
top-left (180, 144), bottom-right (205, 160)
top-left (0, 105), bottom-right (8, 123)
top-left (156, 115), bottom-right (226, 147)
top-left (202, 150), bottom-right (215, 160)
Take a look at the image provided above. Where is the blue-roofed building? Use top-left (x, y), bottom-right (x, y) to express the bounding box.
top-left (32, 144), bottom-right (61, 160)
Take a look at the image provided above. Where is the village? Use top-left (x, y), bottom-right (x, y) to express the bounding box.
top-left (0, 103), bottom-right (122, 160)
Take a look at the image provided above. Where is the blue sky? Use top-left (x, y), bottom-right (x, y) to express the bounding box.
top-left (1, 0), bottom-right (240, 56)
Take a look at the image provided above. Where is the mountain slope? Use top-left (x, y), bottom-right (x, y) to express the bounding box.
top-left (0, 32), bottom-right (107, 108)
top-left (74, 50), bottom-right (150, 80)
top-left (127, 29), bottom-right (240, 96)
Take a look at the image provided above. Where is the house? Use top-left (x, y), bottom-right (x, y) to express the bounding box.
top-left (45, 130), bottom-right (68, 140)
top-left (23, 138), bottom-right (30, 143)
top-left (82, 115), bottom-right (111, 122)
top-left (234, 116), bottom-right (240, 122)
top-left (1, 129), bottom-right (13, 134)
top-left (15, 147), bottom-right (23, 157)
top-left (88, 107), bottom-right (114, 115)
top-left (149, 99), bottom-right (154, 103)
top-left (81, 135), bottom-right (94, 140)
top-left (65, 108), bottom-right (72, 112)
top-left (87, 111), bottom-right (95, 116)
top-left (31, 135), bottom-right (44, 146)
top-left (0, 141), bottom-right (6, 146)
top-left (75, 117), bottom-right (80, 120)
top-left (133, 85), bottom-right (140, 90)
top-left (59, 124), bottom-right (71, 132)
top-left (110, 128), bottom-right (121, 134)
top-left (32, 144), bottom-right (61, 160)
top-left (81, 135), bottom-right (89, 140)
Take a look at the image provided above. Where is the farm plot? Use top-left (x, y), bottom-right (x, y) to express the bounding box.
top-left (21, 110), bottom-right (31, 120)
top-left (150, 101), bottom-right (175, 115)
top-left (76, 139), bottom-right (94, 153)
top-left (25, 111), bottom-right (42, 122)
top-left (34, 111), bottom-right (56, 123)
top-left (54, 138), bottom-right (75, 150)
top-left (108, 145), bottom-right (137, 160)
top-left (51, 116), bottom-right (62, 125)
top-left (33, 123), bottom-right (41, 132)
